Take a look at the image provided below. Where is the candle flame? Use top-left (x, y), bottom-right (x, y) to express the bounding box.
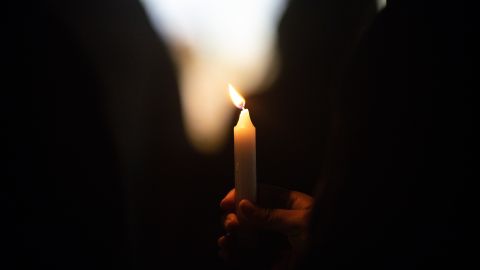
top-left (228, 84), bottom-right (245, 109)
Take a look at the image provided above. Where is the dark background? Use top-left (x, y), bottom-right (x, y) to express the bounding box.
top-left (9, 0), bottom-right (468, 269)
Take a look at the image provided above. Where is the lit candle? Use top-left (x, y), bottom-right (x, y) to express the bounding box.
top-left (229, 84), bottom-right (256, 209)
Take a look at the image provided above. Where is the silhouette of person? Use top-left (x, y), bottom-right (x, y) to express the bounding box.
top-left (219, 0), bottom-right (467, 269)
top-left (14, 0), bottom-right (228, 269)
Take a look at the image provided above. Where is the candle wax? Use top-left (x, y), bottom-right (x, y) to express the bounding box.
top-left (234, 109), bottom-right (257, 209)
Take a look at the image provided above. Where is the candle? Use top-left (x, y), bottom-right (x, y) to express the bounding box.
top-left (229, 84), bottom-right (257, 209)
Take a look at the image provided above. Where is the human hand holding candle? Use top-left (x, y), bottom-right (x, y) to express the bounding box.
top-left (218, 184), bottom-right (314, 269)
top-left (219, 84), bottom-right (314, 268)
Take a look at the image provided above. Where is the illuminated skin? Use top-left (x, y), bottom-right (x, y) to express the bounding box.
top-left (218, 184), bottom-right (314, 269)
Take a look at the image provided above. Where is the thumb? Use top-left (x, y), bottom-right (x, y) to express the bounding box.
top-left (238, 200), bottom-right (302, 236)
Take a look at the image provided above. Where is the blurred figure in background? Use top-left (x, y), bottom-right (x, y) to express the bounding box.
top-left (219, 0), bottom-right (468, 269)
top-left (15, 0), bottom-right (227, 268)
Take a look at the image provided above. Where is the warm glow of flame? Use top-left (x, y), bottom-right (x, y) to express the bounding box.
top-left (228, 84), bottom-right (245, 109)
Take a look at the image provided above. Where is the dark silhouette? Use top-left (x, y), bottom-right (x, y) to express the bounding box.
top-left (14, 0), bottom-right (229, 269)
top-left (305, 1), bottom-right (467, 268)
top-left (249, 0), bottom-right (378, 194)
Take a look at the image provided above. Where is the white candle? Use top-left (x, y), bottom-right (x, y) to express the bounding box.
top-left (229, 84), bottom-right (257, 209)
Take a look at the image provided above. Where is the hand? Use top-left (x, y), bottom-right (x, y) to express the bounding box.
top-left (218, 184), bottom-right (314, 269)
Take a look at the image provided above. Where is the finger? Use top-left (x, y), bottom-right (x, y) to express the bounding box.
top-left (288, 190), bottom-right (314, 210)
top-left (217, 235), bottom-right (225, 248)
top-left (239, 199), bottom-right (308, 236)
top-left (217, 235), bottom-right (228, 249)
top-left (218, 232), bottom-right (237, 248)
top-left (258, 184), bottom-right (313, 210)
top-left (220, 189), bottom-right (236, 211)
top-left (218, 234), bottom-right (236, 262)
top-left (223, 213), bottom-right (239, 233)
